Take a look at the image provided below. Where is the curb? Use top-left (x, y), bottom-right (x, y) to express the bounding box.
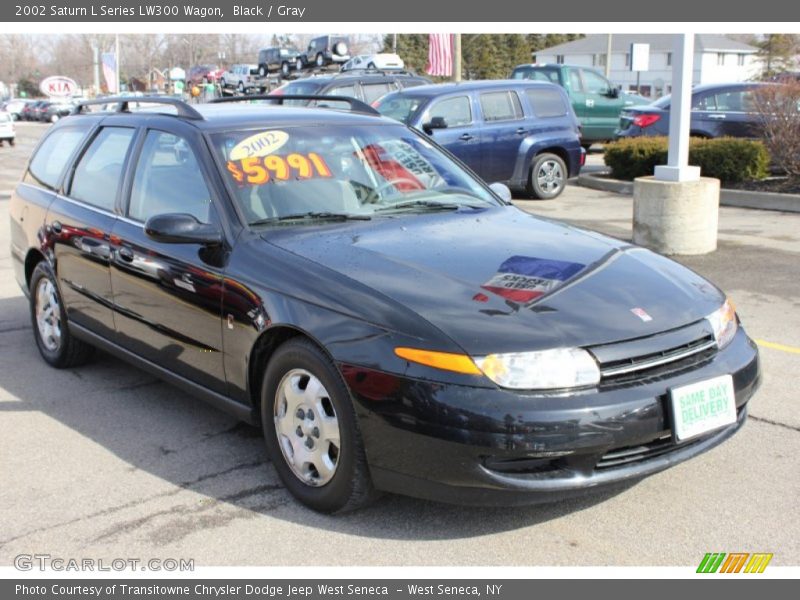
top-left (577, 173), bottom-right (800, 213)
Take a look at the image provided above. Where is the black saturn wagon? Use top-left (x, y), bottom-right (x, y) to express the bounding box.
top-left (9, 96), bottom-right (760, 512)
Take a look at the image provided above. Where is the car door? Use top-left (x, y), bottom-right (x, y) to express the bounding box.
top-left (48, 125), bottom-right (137, 339)
top-left (110, 125), bottom-right (228, 393)
top-left (579, 68), bottom-right (623, 142)
top-left (709, 88), bottom-right (759, 138)
top-left (420, 94), bottom-right (481, 174)
top-left (477, 90), bottom-right (526, 183)
top-left (564, 67), bottom-right (588, 129)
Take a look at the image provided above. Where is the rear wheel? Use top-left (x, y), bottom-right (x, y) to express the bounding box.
top-left (315, 53), bottom-right (325, 68)
top-left (259, 66), bottom-right (266, 78)
top-left (528, 153), bottom-right (567, 200)
top-left (296, 57), bottom-right (304, 71)
top-left (237, 81), bottom-right (245, 93)
top-left (281, 62), bottom-right (291, 77)
top-left (261, 338), bottom-right (376, 513)
top-left (29, 262), bottom-right (94, 368)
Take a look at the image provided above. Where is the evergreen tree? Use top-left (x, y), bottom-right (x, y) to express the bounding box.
top-left (757, 34), bottom-right (798, 76)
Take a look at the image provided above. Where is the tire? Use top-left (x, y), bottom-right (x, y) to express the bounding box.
top-left (527, 152), bottom-right (568, 200)
top-left (296, 57), bottom-right (304, 71)
top-left (29, 262), bottom-right (94, 368)
top-left (220, 78), bottom-right (227, 89)
top-left (281, 61), bottom-right (291, 77)
top-left (50, 114), bottom-right (59, 123)
top-left (259, 66), bottom-right (266, 78)
top-left (260, 338), bottom-right (376, 513)
top-left (237, 81), bottom-right (245, 93)
top-left (12, 113), bottom-right (18, 121)
top-left (9, 138), bottom-right (14, 146)
top-left (315, 53), bottom-right (325, 68)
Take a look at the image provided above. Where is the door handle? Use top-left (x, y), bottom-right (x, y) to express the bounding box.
top-left (708, 113), bottom-right (727, 119)
top-left (459, 133), bottom-right (474, 141)
top-left (51, 221), bottom-right (62, 234)
top-left (118, 247), bottom-right (134, 262)
top-left (516, 128), bottom-right (526, 135)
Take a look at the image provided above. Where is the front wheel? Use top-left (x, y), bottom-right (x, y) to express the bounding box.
top-left (527, 153), bottom-right (567, 200)
top-left (259, 66), bottom-right (266, 78)
top-left (261, 338), bottom-right (376, 513)
top-left (315, 53), bottom-right (325, 68)
top-left (29, 262), bottom-right (94, 368)
top-left (295, 57), bottom-right (304, 71)
top-left (281, 62), bottom-right (291, 77)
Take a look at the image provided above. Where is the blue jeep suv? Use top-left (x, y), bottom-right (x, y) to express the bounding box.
top-left (375, 81), bottom-right (584, 199)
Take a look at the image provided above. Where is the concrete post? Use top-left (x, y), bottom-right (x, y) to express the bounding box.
top-left (632, 33), bottom-right (720, 255)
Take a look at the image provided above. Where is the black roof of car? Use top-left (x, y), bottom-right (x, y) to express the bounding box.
top-left (67, 96), bottom-right (396, 130)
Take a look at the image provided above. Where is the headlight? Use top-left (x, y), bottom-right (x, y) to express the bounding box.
top-left (706, 299), bottom-right (738, 349)
top-left (474, 348), bottom-right (600, 390)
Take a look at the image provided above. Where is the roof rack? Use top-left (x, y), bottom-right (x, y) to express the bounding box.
top-left (336, 68), bottom-right (419, 77)
top-left (209, 94), bottom-right (379, 116)
top-left (71, 96), bottom-right (204, 120)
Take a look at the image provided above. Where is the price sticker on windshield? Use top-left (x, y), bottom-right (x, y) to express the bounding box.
top-left (226, 153), bottom-right (333, 185)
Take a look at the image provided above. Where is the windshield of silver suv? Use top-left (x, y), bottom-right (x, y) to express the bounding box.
top-left (210, 124), bottom-right (498, 224)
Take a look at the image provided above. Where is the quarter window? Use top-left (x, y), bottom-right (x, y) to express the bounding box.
top-left (479, 91), bottom-right (523, 122)
top-left (69, 127), bottom-right (135, 211)
top-left (525, 88), bottom-right (568, 118)
top-left (361, 82), bottom-right (395, 104)
top-left (427, 96), bottom-right (472, 127)
top-left (128, 131), bottom-right (212, 224)
top-left (27, 128), bottom-right (87, 190)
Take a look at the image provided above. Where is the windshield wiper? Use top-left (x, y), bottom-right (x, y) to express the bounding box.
top-left (374, 200), bottom-right (462, 213)
top-left (250, 212), bottom-right (372, 226)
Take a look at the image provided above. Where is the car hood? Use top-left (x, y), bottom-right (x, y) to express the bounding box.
top-left (262, 206), bottom-right (724, 355)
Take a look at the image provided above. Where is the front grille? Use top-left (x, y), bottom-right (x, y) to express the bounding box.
top-left (596, 435), bottom-right (689, 469)
top-left (589, 321), bottom-right (718, 384)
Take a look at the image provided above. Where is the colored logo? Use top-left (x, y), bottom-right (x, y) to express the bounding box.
top-left (630, 307), bottom-right (653, 322)
top-left (697, 552), bottom-right (773, 573)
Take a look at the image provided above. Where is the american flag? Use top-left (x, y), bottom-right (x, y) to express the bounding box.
top-left (426, 34), bottom-right (453, 77)
top-left (101, 52), bottom-right (118, 94)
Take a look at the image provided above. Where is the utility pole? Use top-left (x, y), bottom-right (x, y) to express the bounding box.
top-left (392, 33), bottom-right (397, 53)
top-left (605, 33), bottom-right (612, 78)
top-left (453, 34), bottom-right (462, 82)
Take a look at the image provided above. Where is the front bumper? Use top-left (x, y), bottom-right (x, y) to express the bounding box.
top-left (343, 329), bottom-right (760, 505)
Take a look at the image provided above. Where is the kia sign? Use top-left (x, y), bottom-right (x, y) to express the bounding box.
top-left (40, 76), bottom-right (78, 98)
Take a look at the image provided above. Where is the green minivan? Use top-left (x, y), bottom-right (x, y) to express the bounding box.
top-left (511, 64), bottom-right (649, 147)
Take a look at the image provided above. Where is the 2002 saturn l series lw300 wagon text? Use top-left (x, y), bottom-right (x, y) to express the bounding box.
top-left (9, 95), bottom-right (760, 513)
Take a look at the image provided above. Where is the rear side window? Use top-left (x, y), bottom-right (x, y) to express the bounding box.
top-left (69, 127), bottom-right (136, 211)
top-left (128, 131), bottom-right (212, 224)
top-left (27, 128), bottom-right (87, 190)
top-left (512, 68), bottom-right (560, 84)
top-left (479, 91), bottom-right (523, 122)
top-left (525, 88), bottom-right (568, 118)
top-left (361, 82), bottom-right (394, 104)
top-left (427, 96), bottom-right (472, 127)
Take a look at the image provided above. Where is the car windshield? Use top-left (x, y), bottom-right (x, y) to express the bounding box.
top-left (374, 94), bottom-right (427, 125)
top-left (210, 124), bottom-right (498, 225)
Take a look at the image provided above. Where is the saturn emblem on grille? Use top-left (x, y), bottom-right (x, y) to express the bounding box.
top-left (631, 307), bottom-right (653, 322)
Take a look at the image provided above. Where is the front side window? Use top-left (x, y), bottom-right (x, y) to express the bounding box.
top-left (582, 70), bottom-right (611, 95)
top-left (128, 131), bottom-right (212, 223)
top-left (27, 127), bottom-right (87, 190)
top-left (212, 125), bottom-right (497, 224)
top-left (479, 91), bottom-right (523, 122)
top-left (374, 94), bottom-right (427, 125)
top-left (568, 69), bottom-right (584, 92)
top-left (69, 127), bottom-right (135, 211)
top-left (425, 96), bottom-right (472, 127)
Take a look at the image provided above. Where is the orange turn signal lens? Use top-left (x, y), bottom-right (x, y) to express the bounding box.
top-left (394, 347), bottom-right (482, 375)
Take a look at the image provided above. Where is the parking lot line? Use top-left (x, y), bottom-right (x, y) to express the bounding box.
top-left (755, 339), bottom-right (800, 355)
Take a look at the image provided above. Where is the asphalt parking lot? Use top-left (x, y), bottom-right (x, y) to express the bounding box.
top-left (0, 122), bottom-right (798, 567)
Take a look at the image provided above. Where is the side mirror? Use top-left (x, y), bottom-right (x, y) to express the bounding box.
top-left (145, 213), bottom-right (223, 245)
top-left (607, 86), bottom-right (620, 99)
top-left (422, 116), bottom-right (447, 134)
top-left (489, 182), bottom-right (512, 203)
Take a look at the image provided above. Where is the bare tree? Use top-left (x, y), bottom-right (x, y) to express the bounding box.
top-left (753, 81), bottom-right (800, 183)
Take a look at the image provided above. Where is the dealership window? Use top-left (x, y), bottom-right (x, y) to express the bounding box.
top-left (666, 52), bottom-right (672, 67)
top-left (717, 53), bottom-right (726, 66)
top-left (592, 54), bottom-right (607, 67)
top-left (556, 54), bottom-right (565, 64)
top-left (738, 54), bottom-right (746, 66)
top-left (624, 53), bottom-right (631, 67)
